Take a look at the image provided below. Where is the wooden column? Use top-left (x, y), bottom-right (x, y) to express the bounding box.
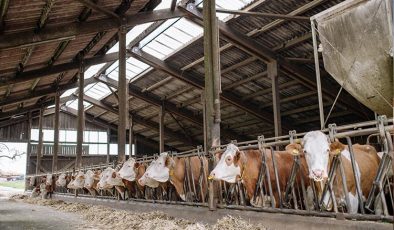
top-left (159, 106), bottom-right (165, 152)
top-left (203, 0), bottom-right (221, 150)
top-left (52, 93), bottom-right (60, 173)
top-left (129, 116), bottom-right (134, 156)
top-left (76, 61), bottom-right (85, 169)
top-left (25, 112), bottom-right (32, 189)
top-left (204, 0), bottom-right (221, 211)
top-left (117, 23), bottom-right (127, 163)
top-left (36, 108), bottom-right (44, 174)
top-left (268, 61), bottom-right (282, 136)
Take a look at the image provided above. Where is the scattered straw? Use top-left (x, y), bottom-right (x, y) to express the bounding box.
top-left (11, 195), bottom-right (268, 230)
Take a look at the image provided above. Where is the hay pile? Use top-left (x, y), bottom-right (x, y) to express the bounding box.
top-left (11, 195), bottom-right (267, 230)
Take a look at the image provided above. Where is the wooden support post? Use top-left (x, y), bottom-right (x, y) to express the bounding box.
top-left (117, 23), bottom-right (127, 163)
top-left (36, 108), bottom-right (44, 174)
top-left (76, 61), bottom-right (85, 169)
top-left (134, 135), bottom-right (137, 155)
top-left (129, 116), bottom-right (134, 156)
top-left (268, 61), bottom-right (282, 136)
top-left (106, 128), bottom-right (110, 164)
top-left (159, 105), bottom-right (165, 153)
top-left (25, 112), bottom-right (32, 189)
top-left (204, 0), bottom-right (221, 211)
top-left (52, 93), bottom-right (60, 173)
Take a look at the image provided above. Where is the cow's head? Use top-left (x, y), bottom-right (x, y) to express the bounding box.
top-left (97, 167), bottom-right (124, 190)
top-left (138, 160), bottom-right (160, 188)
top-left (84, 170), bottom-right (101, 189)
top-left (29, 176), bottom-right (36, 186)
top-left (209, 144), bottom-right (244, 183)
top-left (45, 174), bottom-right (53, 186)
top-left (71, 171), bottom-right (85, 189)
top-left (302, 131), bottom-right (330, 181)
top-left (56, 173), bottom-right (67, 187)
top-left (118, 158), bottom-right (138, 181)
top-left (143, 152), bottom-right (170, 183)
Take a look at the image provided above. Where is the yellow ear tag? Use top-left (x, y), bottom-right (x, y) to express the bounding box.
top-left (169, 169), bottom-right (174, 177)
top-left (207, 175), bottom-right (214, 180)
top-left (335, 149), bottom-right (341, 155)
top-left (292, 149), bottom-right (299, 155)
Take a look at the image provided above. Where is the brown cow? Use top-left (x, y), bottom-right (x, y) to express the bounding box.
top-left (165, 156), bottom-right (209, 201)
top-left (209, 143), bottom-right (310, 208)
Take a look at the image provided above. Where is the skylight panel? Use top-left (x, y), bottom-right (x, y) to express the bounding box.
top-left (84, 82), bottom-right (112, 100)
top-left (84, 63), bottom-right (106, 79)
top-left (142, 46), bottom-right (166, 59)
top-left (61, 87), bottom-right (78, 98)
top-left (66, 99), bottom-right (91, 110)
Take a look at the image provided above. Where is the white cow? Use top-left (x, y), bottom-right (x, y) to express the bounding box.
top-left (56, 173), bottom-right (67, 187)
top-left (118, 158), bottom-right (137, 181)
top-left (97, 167), bottom-right (125, 199)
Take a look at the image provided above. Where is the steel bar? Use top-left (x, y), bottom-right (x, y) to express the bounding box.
top-left (206, 8), bottom-right (310, 21)
top-left (345, 136), bottom-right (365, 214)
top-left (159, 105), bottom-right (165, 152)
top-left (25, 112), bottom-right (32, 185)
top-left (311, 20), bottom-right (325, 129)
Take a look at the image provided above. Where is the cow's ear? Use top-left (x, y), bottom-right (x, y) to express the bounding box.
top-left (233, 150), bottom-right (244, 166)
top-left (215, 152), bottom-right (223, 162)
top-left (112, 172), bottom-right (116, 178)
top-left (285, 143), bottom-right (302, 155)
top-left (330, 141), bottom-right (345, 155)
top-left (165, 156), bottom-right (173, 167)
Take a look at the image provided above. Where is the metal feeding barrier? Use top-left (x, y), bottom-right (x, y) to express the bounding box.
top-left (26, 116), bottom-right (393, 222)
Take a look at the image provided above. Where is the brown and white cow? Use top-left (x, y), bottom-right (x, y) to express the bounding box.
top-left (209, 143), bottom-right (309, 208)
top-left (118, 158), bottom-right (146, 199)
top-left (44, 174), bottom-right (55, 198)
top-left (165, 155), bottom-right (208, 201)
top-left (96, 167), bottom-right (126, 199)
top-left (302, 131), bottom-right (380, 213)
top-left (83, 170), bottom-right (101, 196)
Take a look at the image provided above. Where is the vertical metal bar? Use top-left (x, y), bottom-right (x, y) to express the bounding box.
top-left (129, 116), bottom-right (134, 156)
top-left (76, 61), bottom-right (84, 170)
top-left (338, 156), bottom-right (351, 213)
top-left (345, 137), bottom-right (365, 214)
top-left (117, 22), bottom-right (127, 163)
top-left (52, 93), bottom-right (60, 173)
top-left (36, 108), bottom-right (44, 174)
top-left (311, 19), bottom-right (324, 129)
top-left (25, 112), bottom-right (32, 190)
top-left (268, 61), bottom-right (281, 137)
top-left (106, 128), bottom-right (110, 164)
top-left (159, 105), bottom-right (165, 153)
top-left (270, 146), bottom-right (282, 208)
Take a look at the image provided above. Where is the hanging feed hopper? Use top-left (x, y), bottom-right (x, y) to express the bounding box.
top-left (312, 0), bottom-right (393, 116)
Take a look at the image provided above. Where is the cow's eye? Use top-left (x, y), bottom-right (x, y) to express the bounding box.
top-left (226, 156), bottom-right (232, 162)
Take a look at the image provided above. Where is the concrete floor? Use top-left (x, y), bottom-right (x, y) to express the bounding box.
top-left (0, 198), bottom-right (93, 230)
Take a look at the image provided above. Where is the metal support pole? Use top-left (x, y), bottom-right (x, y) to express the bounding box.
top-left (25, 112), bottom-right (32, 189)
top-left (269, 61), bottom-right (282, 136)
top-left (159, 105), bottom-right (165, 153)
top-left (106, 128), bottom-right (110, 164)
top-left (204, 0), bottom-right (221, 211)
top-left (36, 108), bottom-right (44, 174)
top-left (52, 92), bottom-right (60, 173)
top-left (117, 22), bottom-right (127, 163)
top-left (311, 20), bottom-right (324, 129)
top-left (129, 116), bottom-right (134, 156)
top-left (76, 60), bottom-right (85, 169)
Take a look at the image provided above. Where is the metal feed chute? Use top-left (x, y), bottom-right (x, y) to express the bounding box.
top-left (312, 0), bottom-right (393, 116)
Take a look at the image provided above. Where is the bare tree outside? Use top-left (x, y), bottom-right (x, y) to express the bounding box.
top-left (0, 143), bottom-right (25, 160)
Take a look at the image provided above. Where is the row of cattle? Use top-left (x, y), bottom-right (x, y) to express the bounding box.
top-left (28, 130), bottom-right (393, 215)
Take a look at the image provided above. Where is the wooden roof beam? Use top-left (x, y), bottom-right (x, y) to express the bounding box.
top-left (0, 8), bottom-right (187, 50)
